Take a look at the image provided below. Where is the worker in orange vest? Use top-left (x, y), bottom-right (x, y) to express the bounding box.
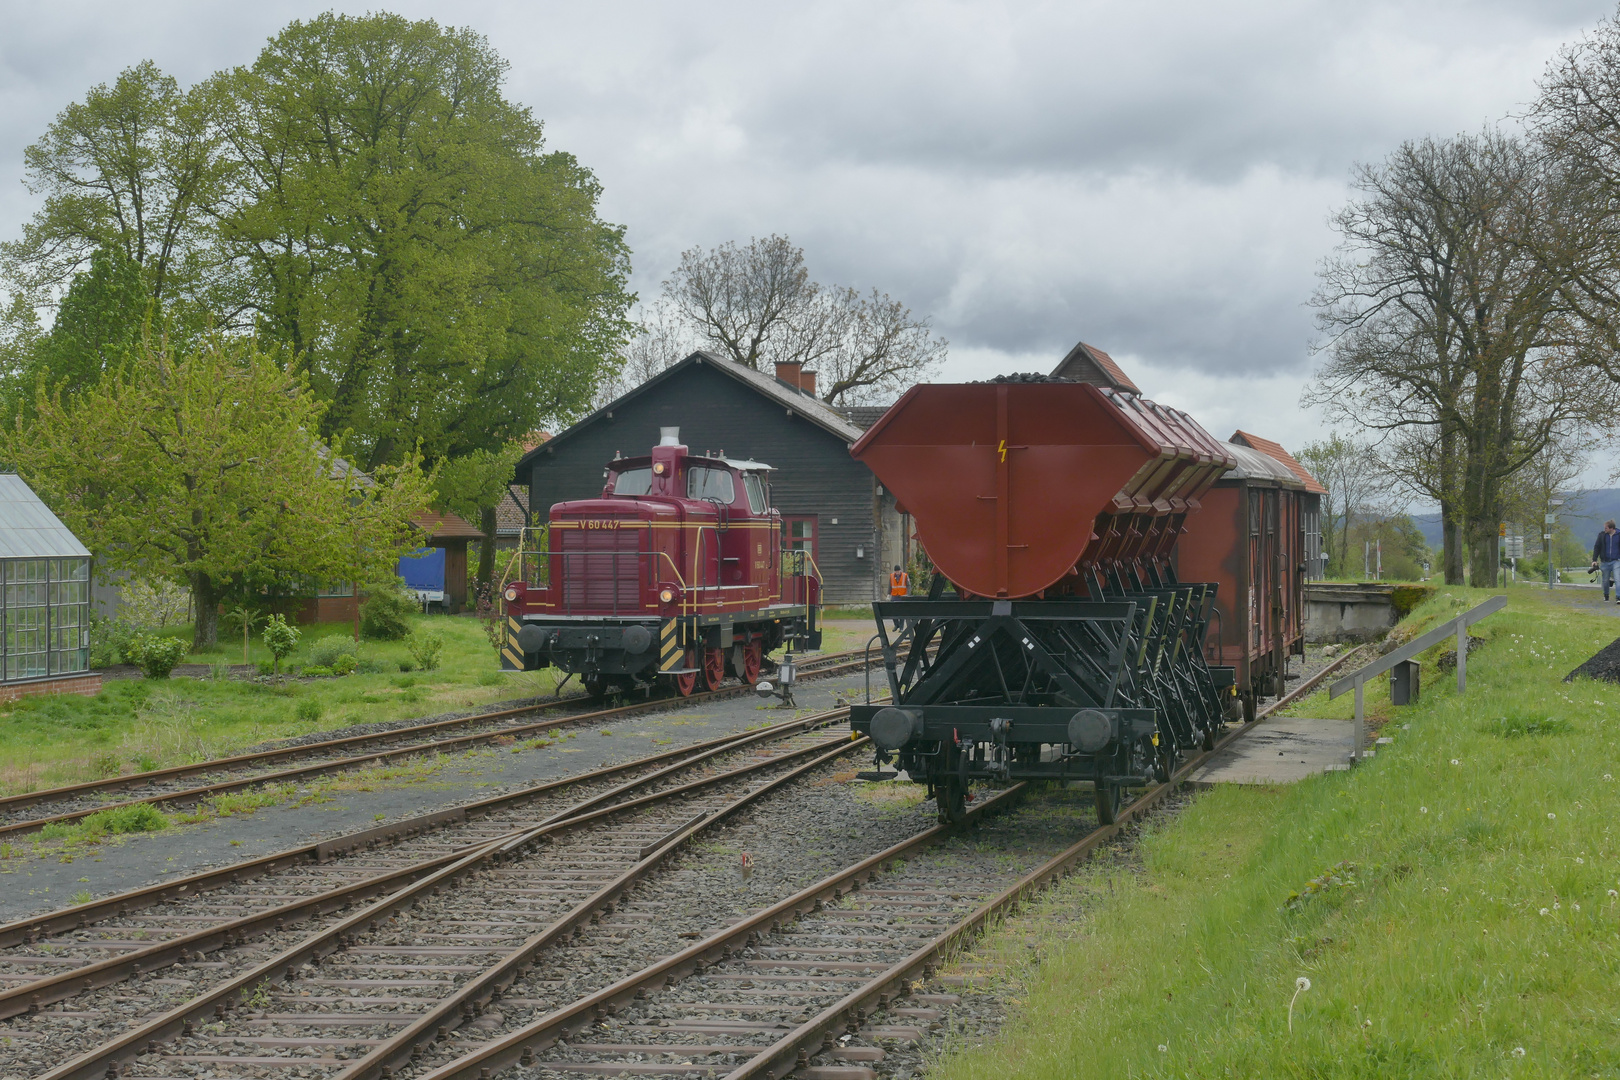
top-left (889, 564), bottom-right (909, 628)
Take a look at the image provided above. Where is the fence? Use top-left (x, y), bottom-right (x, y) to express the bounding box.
top-left (1327, 594), bottom-right (1507, 762)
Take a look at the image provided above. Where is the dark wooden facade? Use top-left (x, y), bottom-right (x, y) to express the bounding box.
top-left (518, 353), bottom-right (893, 606)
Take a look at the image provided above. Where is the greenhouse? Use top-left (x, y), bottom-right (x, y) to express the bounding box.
top-left (0, 474), bottom-right (95, 697)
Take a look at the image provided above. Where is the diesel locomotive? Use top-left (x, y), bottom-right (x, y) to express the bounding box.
top-left (847, 378), bottom-right (1240, 824)
top-left (499, 428), bottom-right (821, 696)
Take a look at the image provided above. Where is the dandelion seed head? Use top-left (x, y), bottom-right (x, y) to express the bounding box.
top-left (1607, 889), bottom-right (1616, 898)
top-left (1540, 908), bottom-right (1550, 915)
top-left (1578, 857), bottom-right (1585, 864)
top-left (1158, 1045), bottom-right (1168, 1053)
top-left (1548, 812), bottom-right (1557, 819)
top-left (1513, 1047), bottom-right (1526, 1058)
top-left (1421, 806), bottom-right (1429, 814)
top-left (1554, 902), bottom-right (1562, 910)
top-left (1451, 759), bottom-right (1460, 765)
top-left (1296, 976), bottom-right (1311, 992)
top-left (1574, 903), bottom-right (1581, 911)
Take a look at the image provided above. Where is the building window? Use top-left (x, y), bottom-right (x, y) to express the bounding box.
top-left (784, 516), bottom-right (818, 559)
top-left (3, 556), bottom-right (90, 681)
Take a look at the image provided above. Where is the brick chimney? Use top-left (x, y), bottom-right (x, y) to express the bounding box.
top-left (773, 360), bottom-right (817, 398)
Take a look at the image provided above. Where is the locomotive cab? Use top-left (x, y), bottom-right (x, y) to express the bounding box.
top-left (500, 428), bottom-right (821, 698)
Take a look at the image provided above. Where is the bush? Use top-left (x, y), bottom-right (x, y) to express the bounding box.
top-left (89, 613), bottom-right (139, 669)
top-left (361, 582), bottom-right (417, 640)
top-left (131, 634), bottom-right (190, 679)
top-left (306, 635), bottom-right (358, 669)
top-left (397, 659), bottom-right (416, 673)
top-left (262, 614), bottom-right (301, 675)
top-left (296, 698), bottom-right (324, 724)
top-left (331, 653), bottom-right (358, 676)
top-left (406, 629), bottom-right (445, 671)
top-left (301, 665), bottom-right (333, 677)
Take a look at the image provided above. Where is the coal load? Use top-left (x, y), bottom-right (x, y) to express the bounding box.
top-left (1564, 636), bottom-right (1620, 684)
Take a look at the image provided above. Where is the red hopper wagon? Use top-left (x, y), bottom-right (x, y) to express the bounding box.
top-left (847, 377), bottom-right (1235, 823)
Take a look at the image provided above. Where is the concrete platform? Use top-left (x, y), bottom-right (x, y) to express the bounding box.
top-left (1187, 717), bottom-right (1364, 786)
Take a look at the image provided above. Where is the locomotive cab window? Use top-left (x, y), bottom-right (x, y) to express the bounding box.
top-left (611, 467), bottom-right (652, 496)
top-left (687, 467), bottom-right (736, 504)
top-left (742, 473), bottom-right (768, 513)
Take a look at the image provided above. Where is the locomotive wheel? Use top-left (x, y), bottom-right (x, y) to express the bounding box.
top-left (673, 648), bottom-right (699, 698)
top-left (741, 639), bottom-right (763, 685)
top-left (702, 646), bottom-right (725, 692)
top-left (1094, 781), bottom-right (1121, 825)
top-left (938, 777), bottom-right (968, 825)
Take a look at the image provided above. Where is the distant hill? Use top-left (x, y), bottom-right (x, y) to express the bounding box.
top-left (1410, 489), bottom-right (1620, 550)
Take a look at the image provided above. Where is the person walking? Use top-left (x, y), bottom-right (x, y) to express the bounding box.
top-left (1591, 520), bottom-right (1620, 602)
top-left (889, 564), bottom-right (910, 629)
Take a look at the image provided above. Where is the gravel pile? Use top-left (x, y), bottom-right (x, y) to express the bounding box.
top-left (1565, 636), bottom-right (1620, 684)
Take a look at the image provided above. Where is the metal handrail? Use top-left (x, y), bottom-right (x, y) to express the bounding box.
top-left (1327, 594), bottom-right (1506, 762)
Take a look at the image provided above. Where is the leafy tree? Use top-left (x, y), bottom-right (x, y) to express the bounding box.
top-left (261, 615), bottom-right (300, 677)
top-left (664, 235), bottom-right (946, 405)
top-left (204, 13), bottom-right (633, 467)
top-left (3, 332), bottom-right (431, 649)
top-left (0, 60), bottom-right (219, 305)
top-left (1298, 435), bottom-right (1385, 577)
top-left (28, 246), bottom-right (149, 398)
top-left (434, 443), bottom-right (526, 593)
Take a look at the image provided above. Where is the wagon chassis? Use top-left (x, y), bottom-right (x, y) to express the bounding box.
top-left (851, 572), bottom-right (1233, 824)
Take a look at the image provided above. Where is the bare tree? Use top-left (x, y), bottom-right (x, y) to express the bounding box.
top-left (591, 299), bottom-right (696, 408)
top-left (1297, 434), bottom-right (1385, 575)
top-left (1306, 131), bottom-right (1614, 586)
top-left (663, 235), bottom-right (945, 404)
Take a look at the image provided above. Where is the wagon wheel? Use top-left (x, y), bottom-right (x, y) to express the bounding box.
top-left (1094, 780), bottom-right (1121, 825)
top-left (741, 639), bottom-right (763, 686)
top-left (672, 647), bottom-right (699, 698)
top-left (702, 646), bottom-right (726, 692)
top-left (937, 777), bottom-right (968, 825)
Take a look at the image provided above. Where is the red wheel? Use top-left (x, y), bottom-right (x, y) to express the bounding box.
top-left (673, 647), bottom-right (698, 698)
top-left (742, 639), bottom-right (762, 685)
top-left (702, 646), bottom-right (725, 692)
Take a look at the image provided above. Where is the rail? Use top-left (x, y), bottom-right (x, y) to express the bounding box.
top-left (1328, 594), bottom-right (1506, 762)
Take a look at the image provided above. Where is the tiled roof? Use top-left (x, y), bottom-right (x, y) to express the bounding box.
top-left (839, 405), bottom-right (892, 430)
top-left (1230, 430), bottom-right (1328, 494)
top-left (412, 510), bottom-right (485, 541)
top-left (0, 474), bottom-right (91, 560)
top-left (517, 351), bottom-right (866, 475)
top-left (495, 485), bottom-right (529, 537)
top-left (1050, 341), bottom-right (1142, 394)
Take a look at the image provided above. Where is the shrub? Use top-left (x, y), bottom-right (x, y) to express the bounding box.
top-left (296, 698), bottom-right (324, 724)
top-left (262, 614), bottom-right (301, 676)
top-left (131, 634), bottom-right (190, 679)
top-left (406, 629), bottom-right (445, 671)
top-left (331, 654), bottom-right (358, 676)
top-left (301, 665), bottom-right (333, 677)
top-left (361, 582), bottom-right (417, 640)
top-left (397, 658), bottom-right (415, 673)
top-left (89, 613), bottom-right (139, 669)
top-left (307, 636), bottom-right (358, 669)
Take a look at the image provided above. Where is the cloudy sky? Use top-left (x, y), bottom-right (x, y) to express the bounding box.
top-left (1, 0), bottom-right (1615, 480)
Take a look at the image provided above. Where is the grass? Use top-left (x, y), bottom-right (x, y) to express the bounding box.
top-left (0, 615), bottom-right (563, 797)
top-left (931, 585), bottom-right (1620, 1078)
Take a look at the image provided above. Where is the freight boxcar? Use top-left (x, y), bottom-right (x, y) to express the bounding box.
top-left (846, 377), bottom-right (1235, 824)
top-left (1176, 436), bottom-right (1322, 721)
top-left (500, 428), bottom-right (821, 696)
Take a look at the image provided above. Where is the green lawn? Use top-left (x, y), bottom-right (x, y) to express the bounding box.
top-left (934, 586), bottom-right (1620, 1078)
top-left (0, 614), bottom-right (562, 797)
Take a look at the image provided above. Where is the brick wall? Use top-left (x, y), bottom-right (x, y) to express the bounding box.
top-left (0, 671), bottom-right (102, 704)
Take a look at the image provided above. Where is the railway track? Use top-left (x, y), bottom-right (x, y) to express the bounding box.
top-left (0, 714), bottom-right (879, 1080)
top-left (0, 645), bottom-right (1346, 1080)
top-left (0, 647), bottom-right (877, 841)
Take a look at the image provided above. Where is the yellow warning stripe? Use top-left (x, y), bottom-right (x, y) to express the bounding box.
top-left (658, 617), bottom-right (682, 673)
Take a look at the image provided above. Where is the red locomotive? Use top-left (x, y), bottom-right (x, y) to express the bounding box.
top-left (500, 428), bottom-right (821, 696)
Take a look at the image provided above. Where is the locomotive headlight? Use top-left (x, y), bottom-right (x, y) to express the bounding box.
top-left (653, 461), bottom-right (667, 475)
top-left (659, 587), bottom-right (676, 604)
top-left (503, 587), bottom-right (518, 602)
